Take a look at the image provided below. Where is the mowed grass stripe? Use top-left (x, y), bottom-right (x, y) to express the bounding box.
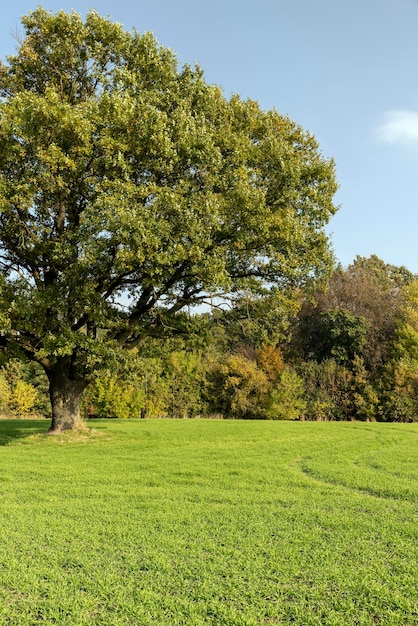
top-left (0, 419), bottom-right (416, 625)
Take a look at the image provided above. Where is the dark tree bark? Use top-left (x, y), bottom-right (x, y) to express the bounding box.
top-left (46, 358), bottom-right (88, 433)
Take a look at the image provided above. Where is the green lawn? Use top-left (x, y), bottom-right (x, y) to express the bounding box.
top-left (0, 419), bottom-right (416, 625)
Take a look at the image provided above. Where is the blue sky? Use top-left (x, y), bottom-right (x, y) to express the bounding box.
top-left (1, 0), bottom-right (418, 271)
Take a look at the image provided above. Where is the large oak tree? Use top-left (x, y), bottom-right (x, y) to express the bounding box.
top-left (0, 8), bottom-right (338, 431)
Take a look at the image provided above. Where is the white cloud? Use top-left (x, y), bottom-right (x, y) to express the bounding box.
top-left (377, 110), bottom-right (418, 145)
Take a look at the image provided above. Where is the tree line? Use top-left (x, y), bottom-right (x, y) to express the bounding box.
top-left (2, 254), bottom-right (417, 422)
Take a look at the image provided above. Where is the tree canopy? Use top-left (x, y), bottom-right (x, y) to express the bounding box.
top-left (0, 8), bottom-right (338, 431)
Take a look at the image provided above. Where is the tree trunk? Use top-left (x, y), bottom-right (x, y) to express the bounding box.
top-left (47, 359), bottom-right (88, 433)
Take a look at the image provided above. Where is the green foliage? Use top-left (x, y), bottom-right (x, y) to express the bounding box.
top-left (296, 355), bottom-right (374, 423)
top-left (81, 348), bottom-right (209, 419)
top-left (350, 357), bottom-right (380, 422)
top-left (381, 389), bottom-right (418, 423)
top-left (351, 254), bottom-right (415, 290)
top-left (296, 357), bottom-right (380, 423)
top-left (265, 367), bottom-right (306, 420)
top-left (297, 359), bottom-right (354, 421)
top-left (0, 419), bottom-right (416, 624)
top-left (320, 309), bottom-right (369, 366)
top-left (392, 281), bottom-right (418, 362)
top-left (84, 372), bottom-right (144, 419)
top-left (164, 350), bottom-right (208, 418)
top-left (136, 357), bottom-right (171, 419)
top-left (0, 7), bottom-right (338, 429)
top-left (285, 256), bottom-right (418, 422)
top-left (23, 361), bottom-right (50, 415)
top-left (0, 371), bottom-right (10, 413)
top-left (1, 9), bottom-right (416, 428)
top-left (292, 256), bottom-right (415, 376)
top-left (379, 357), bottom-right (418, 422)
top-left (296, 307), bottom-right (369, 367)
top-left (0, 360), bottom-right (41, 417)
top-left (217, 290), bottom-right (302, 350)
top-left (379, 281), bottom-right (418, 422)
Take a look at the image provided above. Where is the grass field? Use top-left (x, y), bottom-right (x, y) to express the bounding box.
top-left (0, 419), bottom-right (416, 625)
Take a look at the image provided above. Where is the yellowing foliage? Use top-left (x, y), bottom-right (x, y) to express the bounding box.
top-left (9, 380), bottom-right (38, 417)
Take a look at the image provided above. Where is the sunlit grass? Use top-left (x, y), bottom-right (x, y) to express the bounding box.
top-left (0, 419), bottom-right (416, 625)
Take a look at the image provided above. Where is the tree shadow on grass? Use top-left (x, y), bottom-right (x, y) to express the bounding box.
top-left (0, 419), bottom-right (49, 446)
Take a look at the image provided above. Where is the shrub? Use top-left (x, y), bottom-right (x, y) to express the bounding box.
top-left (264, 368), bottom-right (306, 420)
top-left (8, 380), bottom-right (38, 417)
top-left (256, 344), bottom-right (285, 385)
top-left (208, 354), bottom-right (270, 419)
top-left (298, 359), bottom-right (353, 420)
top-left (85, 373), bottom-right (145, 419)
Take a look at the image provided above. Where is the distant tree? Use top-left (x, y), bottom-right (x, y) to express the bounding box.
top-left (392, 281), bottom-right (418, 363)
top-left (297, 307), bottom-right (369, 367)
top-left (380, 281), bottom-right (418, 421)
top-left (292, 256), bottom-right (415, 376)
top-left (264, 367), bottom-right (306, 420)
top-left (256, 344), bottom-right (285, 386)
top-left (297, 359), bottom-right (353, 421)
top-left (349, 255), bottom-right (414, 291)
top-left (0, 371), bottom-right (10, 414)
top-left (208, 354), bottom-right (270, 419)
top-left (0, 8), bottom-right (338, 431)
top-left (214, 290), bottom-right (302, 351)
